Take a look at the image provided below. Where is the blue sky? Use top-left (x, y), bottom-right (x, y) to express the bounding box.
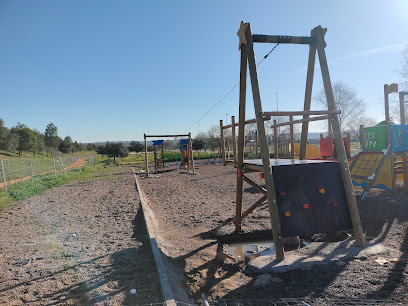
top-left (1, 1), bottom-right (407, 142)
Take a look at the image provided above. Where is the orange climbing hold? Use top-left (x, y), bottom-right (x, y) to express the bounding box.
top-left (319, 188), bottom-right (326, 194)
top-left (303, 203), bottom-right (309, 209)
top-left (284, 211), bottom-right (291, 217)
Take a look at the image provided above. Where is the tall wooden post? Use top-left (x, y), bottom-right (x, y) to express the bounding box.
top-left (273, 120), bottom-right (278, 159)
top-left (144, 134), bottom-right (149, 176)
top-left (246, 23), bottom-right (284, 259)
top-left (220, 120), bottom-right (226, 166)
top-left (1, 160), bottom-right (7, 191)
top-left (289, 116), bottom-right (295, 159)
top-left (300, 34), bottom-right (317, 160)
top-left (400, 92), bottom-right (408, 194)
top-left (187, 133), bottom-right (191, 173)
top-left (315, 26), bottom-right (365, 247)
top-left (232, 116), bottom-right (237, 167)
top-left (235, 30), bottom-right (248, 232)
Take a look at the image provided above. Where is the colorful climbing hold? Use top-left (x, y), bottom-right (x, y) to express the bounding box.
top-left (237, 168), bottom-right (242, 178)
top-left (332, 202), bottom-right (338, 208)
top-left (303, 203), bottom-right (309, 210)
top-left (260, 173), bottom-right (264, 179)
top-left (319, 188), bottom-right (326, 194)
top-left (298, 176), bottom-right (304, 181)
top-left (280, 191), bottom-right (286, 197)
top-left (284, 211), bottom-right (291, 217)
top-left (324, 173), bottom-right (330, 179)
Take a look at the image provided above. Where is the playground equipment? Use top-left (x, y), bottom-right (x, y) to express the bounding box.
top-left (179, 139), bottom-right (195, 171)
top-left (152, 140), bottom-right (165, 173)
top-left (144, 133), bottom-right (195, 176)
top-left (220, 22), bottom-right (365, 260)
top-left (350, 86), bottom-right (408, 199)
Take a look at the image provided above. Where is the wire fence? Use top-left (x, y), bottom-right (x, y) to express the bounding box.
top-left (0, 155), bottom-right (96, 190)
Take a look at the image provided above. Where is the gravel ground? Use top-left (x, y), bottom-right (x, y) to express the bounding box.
top-left (0, 166), bottom-right (162, 305)
top-left (138, 161), bottom-right (408, 304)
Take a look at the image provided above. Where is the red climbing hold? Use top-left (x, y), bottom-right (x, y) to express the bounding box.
top-left (303, 203), bottom-right (309, 209)
top-left (260, 173), bottom-right (264, 179)
top-left (332, 202), bottom-right (338, 208)
top-left (237, 168), bottom-right (242, 178)
top-left (280, 191), bottom-right (286, 197)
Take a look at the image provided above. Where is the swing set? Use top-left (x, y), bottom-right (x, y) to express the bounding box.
top-left (143, 133), bottom-right (195, 176)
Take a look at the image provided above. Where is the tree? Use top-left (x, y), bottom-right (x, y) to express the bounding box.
top-left (105, 142), bottom-right (129, 162)
top-left (0, 119), bottom-right (19, 152)
top-left (401, 45), bottom-right (408, 90)
top-left (192, 138), bottom-right (205, 151)
top-left (44, 123), bottom-right (60, 156)
top-left (59, 136), bottom-right (73, 154)
top-left (10, 123), bottom-right (37, 157)
top-left (129, 141), bottom-right (144, 153)
top-left (315, 81), bottom-right (366, 132)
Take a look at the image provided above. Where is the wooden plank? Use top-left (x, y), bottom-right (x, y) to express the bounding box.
top-left (232, 116), bottom-right (237, 167)
top-left (246, 23), bottom-right (284, 260)
top-left (315, 25), bottom-right (365, 247)
top-left (241, 195), bottom-right (268, 219)
top-left (399, 92), bottom-right (408, 194)
top-left (242, 175), bottom-right (267, 194)
top-left (273, 119), bottom-right (278, 159)
top-left (290, 115), bottom-right (295, 159)
top-left (220, 120), bottom-right (226, 166)
top-left (263, 110), bottom-right (339, 117)
top-left (384, 84), bottom-right (396, 197)
top-left (270, 115), bottom-right (330, 129)
top-left (235, 42), bottom-right (248, 232)
top-left (145, 134), bottom-right (189, 138)
top-left (252, 34), bottom-right (315, 45)
top-left (300, 42), bottom-right (317, 160)
top-left (144, 134), bottom-right (149, 176)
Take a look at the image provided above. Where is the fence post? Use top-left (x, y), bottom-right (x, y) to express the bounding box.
top-left (1, 159), bottom-right (7, 191)
top-left (29, 159), bottom-right (33, 182)
top-left (60, 157), bottom-right (66, 174)
top-left (78, 158), bottom-right (81, 171)
top-left (53, 157), bottom-right (57, 176)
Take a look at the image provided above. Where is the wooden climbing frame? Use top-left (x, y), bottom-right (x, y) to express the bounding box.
top-left (231, 22), bottom-right (365, 260)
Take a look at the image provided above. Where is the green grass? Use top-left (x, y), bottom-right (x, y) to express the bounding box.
top-left (0, 161), bottom-right (116, 211)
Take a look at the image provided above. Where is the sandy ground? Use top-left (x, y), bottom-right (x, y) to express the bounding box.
top-left (0, 166), bottom-right (162, 305)
top-left (137, 161), bottom-right (408, 304)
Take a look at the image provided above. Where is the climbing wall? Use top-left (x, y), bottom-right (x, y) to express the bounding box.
top-left (271, 161), bottom-right (352, 237)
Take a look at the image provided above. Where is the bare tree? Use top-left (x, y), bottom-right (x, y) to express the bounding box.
top-left (401, 45), bottom-right (408, 90)
top-left (315, 81), bottom-right (366, 132)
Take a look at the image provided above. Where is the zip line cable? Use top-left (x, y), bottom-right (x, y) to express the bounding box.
top-left (184, 43), bottom-right (280, 133)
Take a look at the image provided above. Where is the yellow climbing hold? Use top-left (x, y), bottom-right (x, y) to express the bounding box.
top-left (319, 188), bottom-right (326, 194)
top-left (284, 211), bottom-right (291, 217)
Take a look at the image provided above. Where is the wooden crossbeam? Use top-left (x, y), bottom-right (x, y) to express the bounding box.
top-left (270, 115), bottom-right (330, 129)
top-left (252, 34), bottom-right (316, 45)
top-left (241, 195), bottom-right (268, 219)
top-left (242, 175), bottom-right (267, 194)
top-left (263, 110), bottom-right (340, 117)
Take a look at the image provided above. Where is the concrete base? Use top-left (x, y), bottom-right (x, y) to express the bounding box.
top-left (245, 240), bottom-right (389, 274)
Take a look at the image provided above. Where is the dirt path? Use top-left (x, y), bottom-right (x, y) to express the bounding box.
top-left (0, 166), bottom-right (162, 305)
